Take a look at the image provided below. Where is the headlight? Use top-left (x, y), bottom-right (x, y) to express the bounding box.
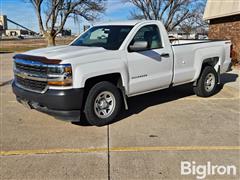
top-left (47, 64), bottom-right (72, 86)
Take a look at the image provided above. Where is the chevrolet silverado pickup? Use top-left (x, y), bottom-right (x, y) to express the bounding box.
top-left (12, 20), bottom-right (232, 126)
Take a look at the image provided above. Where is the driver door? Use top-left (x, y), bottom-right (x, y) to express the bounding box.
top-left (127, 24), bottom-right (173, 95)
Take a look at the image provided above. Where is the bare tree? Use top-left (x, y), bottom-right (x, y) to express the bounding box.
top-left (179, 0), bottom-right (207, 38)
top-left (179, 17), bottom-right (196, 38)
top-left (28, 0), bottom-right (105, 46)
top-left (125, 0), bottom-right (206, 32)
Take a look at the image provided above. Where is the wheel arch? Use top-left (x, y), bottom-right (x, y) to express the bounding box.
top-left (82, 73), bottom-right (128, 110)
top-left (201, 57), bottom-right (220, 71)
top-left (193, 57), bottom-right (220, 86)
top-left (84, 73), bottom-right (124, 91)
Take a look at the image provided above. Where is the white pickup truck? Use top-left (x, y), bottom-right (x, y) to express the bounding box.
top-left (12, 20), bottom-right (232, 126)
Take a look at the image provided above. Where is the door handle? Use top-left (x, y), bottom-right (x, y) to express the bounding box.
top-left (160, 53), bottom-right (170, 58)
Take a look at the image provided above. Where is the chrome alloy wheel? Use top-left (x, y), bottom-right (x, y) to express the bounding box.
top-left (94, 91), bottom-right (116, 119)
top-left (204, 73), bottom-right (216, 92)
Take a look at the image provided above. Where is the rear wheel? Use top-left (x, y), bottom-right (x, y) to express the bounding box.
top-left (193, 66), bottom-right (218, 97)
top-left (84, 81), bottom-right (122, 126)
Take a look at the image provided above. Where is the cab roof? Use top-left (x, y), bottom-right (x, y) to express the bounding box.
top-left (95, 20), bottom-right (160, 26)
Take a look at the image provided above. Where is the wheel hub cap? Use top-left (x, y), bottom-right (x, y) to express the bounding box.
top-left (204, 73), bottom-right (216, 92)
top-left (94, 91), bottom-right (116, 119)
top-left (98, 99), bottom-right (108, 109)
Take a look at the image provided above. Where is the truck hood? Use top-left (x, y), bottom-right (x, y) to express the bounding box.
top-left (24, 45), bottom-right (118, 64)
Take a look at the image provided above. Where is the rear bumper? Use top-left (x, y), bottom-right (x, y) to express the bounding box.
top-left (12, 81), bottom-right (84, 121)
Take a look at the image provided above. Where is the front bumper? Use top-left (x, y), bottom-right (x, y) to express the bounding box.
top-left (12, 81), bottom-right (84, 121)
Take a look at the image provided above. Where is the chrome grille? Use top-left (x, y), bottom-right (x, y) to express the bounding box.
top-left (15, 62), bottom-right (48, 74)
top-left (15, 76), bottom-right (47, 92)
top-left (14, 59), bottom-right (48, 93)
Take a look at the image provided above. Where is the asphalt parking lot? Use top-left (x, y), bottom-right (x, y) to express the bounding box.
top-left (0, 53), bottom-right (240, 179)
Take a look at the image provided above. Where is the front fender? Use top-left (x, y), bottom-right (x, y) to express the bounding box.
top-left (72, 59), bottom-right (129, 92)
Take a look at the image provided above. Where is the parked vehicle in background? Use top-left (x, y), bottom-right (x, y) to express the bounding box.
top-left (12, 20), bottom-right (232, 126)
top-left (17, 35), bottom-right (24, 39)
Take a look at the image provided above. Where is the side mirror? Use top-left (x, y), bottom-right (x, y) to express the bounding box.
top-left (129, 41), bottom-right (148, 52)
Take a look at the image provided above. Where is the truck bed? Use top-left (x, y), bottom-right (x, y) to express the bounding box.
top-left (171, 39), bottom-right (231, 86)
top-left (171, 39), bottom-right (227, 46)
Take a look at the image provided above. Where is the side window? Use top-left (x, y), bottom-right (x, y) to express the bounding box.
top-left (130, 25), bottom-right (162, 50)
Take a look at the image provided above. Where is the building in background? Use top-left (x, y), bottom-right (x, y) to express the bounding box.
top-left (5, 29), bottom-right (32, 36)
top-left (0, 26), bottom-right (3, 37)
top-left (204, 0), bottom-right (240, 63)
top-left (0, 15), bottom-right (8, 36)
top-left (168, 27), bottom-right (208, 40)
top-left (0, 15), bottom-right (8, 30)
top-left (61, 29), bottom-right (71, 36)
top-left (0, 15), bottom-right (37, 37)
top-left (54, 27), bottom-right (72, 37)
top-left (83, 25), bottom-right (91, 32)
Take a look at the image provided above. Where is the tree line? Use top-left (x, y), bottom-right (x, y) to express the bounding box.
top-left (27, 0), bottom-right (207, 46)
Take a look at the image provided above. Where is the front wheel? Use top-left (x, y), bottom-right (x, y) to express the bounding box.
top-left (193, 66), bottom-right (218, 97)
top-left (84, 81), bottom-right (122, 126)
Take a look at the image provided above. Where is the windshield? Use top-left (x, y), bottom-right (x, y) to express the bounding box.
top-left (71, 26), bottom-right (133, 50)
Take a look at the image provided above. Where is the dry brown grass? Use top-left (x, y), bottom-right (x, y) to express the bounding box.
top-left (0, 37), bottom-right (75, 53)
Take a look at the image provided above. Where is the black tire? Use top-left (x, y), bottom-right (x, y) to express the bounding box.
top-left (193, 66), bottom-right (218, 97)
top-left (84, 81), bottom-right (122, 126)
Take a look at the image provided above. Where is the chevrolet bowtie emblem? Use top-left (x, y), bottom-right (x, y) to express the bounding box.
top-left (17, 72), bottom-right (28, 79)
